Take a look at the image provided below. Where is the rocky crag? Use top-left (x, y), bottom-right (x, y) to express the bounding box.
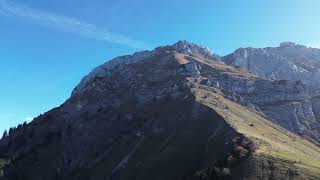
top-left (221, 42), bottom-right (320, 144)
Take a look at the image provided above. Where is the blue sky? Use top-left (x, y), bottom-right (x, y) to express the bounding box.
top-left (0, 0), bottom-right (320, 134)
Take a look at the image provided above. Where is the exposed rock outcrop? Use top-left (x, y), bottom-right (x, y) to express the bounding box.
top-left (221, 43), bottom-right (320, 144)
top-left (222, 42), bottom-right (320, 88)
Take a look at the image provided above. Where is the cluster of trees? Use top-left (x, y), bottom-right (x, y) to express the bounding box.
top-left (2, 121), bottom-right (28, 140)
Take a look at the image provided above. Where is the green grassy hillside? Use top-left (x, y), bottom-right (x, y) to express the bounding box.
top-left (193, 86), bottom-right (320, 179)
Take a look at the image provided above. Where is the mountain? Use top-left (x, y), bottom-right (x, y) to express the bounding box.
top-left (222, 42), bottom-right (320, 89)
top-left (221, 43), bottom-right (320, 145)
top-left (1, 41), bottom-right (320, 180)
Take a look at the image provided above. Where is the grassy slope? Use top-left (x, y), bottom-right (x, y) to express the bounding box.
top-left (193, 86), bottom-right (320, 178)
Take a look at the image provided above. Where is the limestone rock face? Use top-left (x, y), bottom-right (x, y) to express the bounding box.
top-left (173, 40), bottom-right (220, 60)
top-left (219, 43), bottom-right (320, 144)
top-left (208, 78), bottom-right (320, 144)
top-left (261, 100), bottom-right (319, 139)
top-left (222, 43), bottom-right (320, 88)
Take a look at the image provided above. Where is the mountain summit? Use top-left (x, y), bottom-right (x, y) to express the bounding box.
top-left (1, 41), bottom-right (320, 180)
top-left (73, 40), bottom-right (220, 95)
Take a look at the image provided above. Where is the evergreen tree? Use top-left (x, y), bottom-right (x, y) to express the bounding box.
top-left (2, 130), bottom-right (8, 139)
top-left (8, 127), bottom-right (14, 136)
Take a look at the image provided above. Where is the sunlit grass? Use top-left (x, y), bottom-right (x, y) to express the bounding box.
top-left (193, 87), bottom-right (320, 177)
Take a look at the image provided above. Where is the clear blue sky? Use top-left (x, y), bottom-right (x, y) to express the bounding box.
top-left (0, 0), bottom-right (320, 134)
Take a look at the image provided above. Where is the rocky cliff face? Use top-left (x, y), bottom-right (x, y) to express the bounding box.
top-left (215, 77), bottom-right (320, 144)
top-left (222, 42), bottom-right (320, 88)
top-left (220, 43), bottom-right (320, 144)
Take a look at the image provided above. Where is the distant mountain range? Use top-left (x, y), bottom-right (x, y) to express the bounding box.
top-left (1, 41), bottom-right (320, 180)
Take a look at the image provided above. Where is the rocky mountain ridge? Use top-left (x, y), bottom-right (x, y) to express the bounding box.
top-left (1, 41), bottom-right (320, 180)
top-left (219, 42), bottom-right (320, 144)
top-left (222, 42), bottom-right (320, 89)
top-left (74, 40), bottom-right (320, 144)
top-left (73, 40), bottom-right (220, 95)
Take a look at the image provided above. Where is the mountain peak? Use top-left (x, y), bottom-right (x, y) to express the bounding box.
top-left (280, 42), bottom-right (297, 47)
top-left (172, 40), bottom-right (218, 59)
top-left (73, 40), bottom-right (221, 95)
top-left (279, 42), bottom-right (307, 48)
